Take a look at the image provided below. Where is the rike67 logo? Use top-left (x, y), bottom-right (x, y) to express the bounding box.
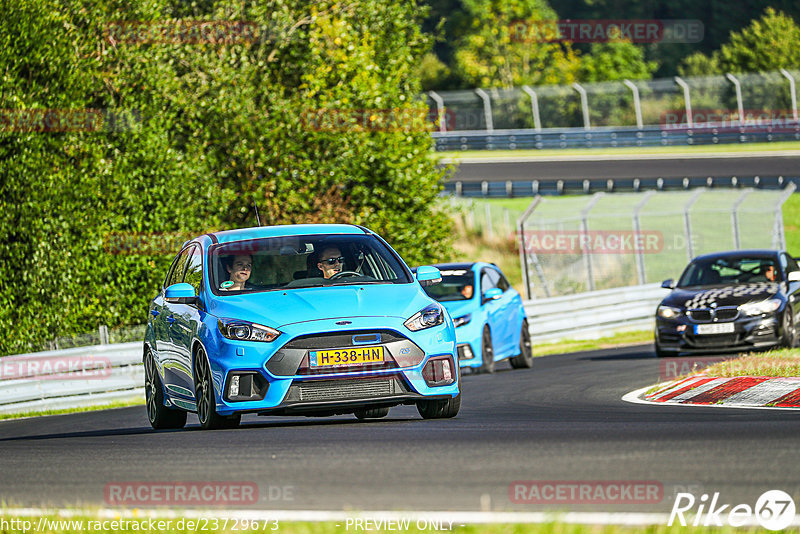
top-left (669, 490), bottom-right (797, 530)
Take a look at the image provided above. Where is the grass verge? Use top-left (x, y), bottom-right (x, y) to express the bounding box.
top-left (0, 398), bottom-right (144, 421)
top-left (532, 330), bottom-right (652, 357)
top-left (699, 348), bottom-right (800, 378)
top-left (435, 139), bottom-right (800, 160)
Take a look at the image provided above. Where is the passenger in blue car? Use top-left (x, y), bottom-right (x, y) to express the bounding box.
top-left (221, 254), bottom-right (253, 291)
top-left (316, 246), bottom-right (345, 279)
top-left (460, 284), bottom-right (474, 299)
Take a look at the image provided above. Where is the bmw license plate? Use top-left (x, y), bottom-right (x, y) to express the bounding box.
top-left (310, 346), bottom-right (384, 367)
top-left (694, 323), bottom-right (735, 335)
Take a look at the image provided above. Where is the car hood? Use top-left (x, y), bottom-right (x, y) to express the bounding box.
top-left (662, 282), bottom-right (782, 309)
top-left (207, 283), bottom-right (433, 329)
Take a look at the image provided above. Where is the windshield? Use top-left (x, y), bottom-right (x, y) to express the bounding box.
top-left (677, 256), bottom-right (780, 287)
top-left (209, 234), bottom-right (411, 294)
top-left (422, 269), bottom-right (475, 301)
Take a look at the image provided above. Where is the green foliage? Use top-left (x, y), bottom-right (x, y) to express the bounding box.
top-left (577, 41), bottom-right (658, 82)
top-left (679, 8), bottom-right (800, 75)
top-left (451, 0), bottom-right (581, 88)
top-left (0, 0), bottom-right (453, 356)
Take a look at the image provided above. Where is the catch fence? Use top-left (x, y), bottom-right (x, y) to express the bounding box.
top-left (517, 185), bottom-right (796, 299)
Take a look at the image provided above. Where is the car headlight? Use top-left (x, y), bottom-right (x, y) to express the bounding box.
top-left (657, 305), bottom-right (681, 319)
top-left (404, 303), bottom-right (445, 331)
top-left (217, 319), bottom-right (281, 342)
top-left (739, 298), bottom-right (781, 316)
top-left (453, 313), bottom-right (472, 328)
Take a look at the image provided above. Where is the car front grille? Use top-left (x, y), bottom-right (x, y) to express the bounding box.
top-left (688, 334), bottom-right (740, 347)
top-left (285, 375), bottom-right (409, 403)
top-left (687, 307), bottom-right (739, 323)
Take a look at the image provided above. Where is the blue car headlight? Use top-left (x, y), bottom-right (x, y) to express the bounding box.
top-left (453, 313), bottom-right (472, 328)
top-left (404, 303), bottom-right (445, 332)
top-left (217, 318), bottom-right (281, 342)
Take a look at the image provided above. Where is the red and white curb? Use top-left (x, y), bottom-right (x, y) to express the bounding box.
top-left (623, 375), bottom-right (800, 409)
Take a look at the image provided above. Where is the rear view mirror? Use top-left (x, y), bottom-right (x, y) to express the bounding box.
top-left (416, 266), bottom-right (442, 287)
top-left (165, 283), bottom-right (198, 305)
top-left (661, 279), bottom-right (676, 289)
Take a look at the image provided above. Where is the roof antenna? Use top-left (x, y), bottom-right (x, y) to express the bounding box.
top-left (253, 200), bottom-right (262, 226)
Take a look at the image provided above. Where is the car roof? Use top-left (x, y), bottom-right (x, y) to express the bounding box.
top-left (208, 224), bottom-right (369, 244)
top-left (692, 249), bottom-right (782, 262)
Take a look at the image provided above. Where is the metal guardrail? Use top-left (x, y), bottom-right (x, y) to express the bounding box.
top-left (0, 286), bottom-right (666, 414)
top-left (445, 175), bottom-right (800, 197)
top-left (525, 283), bottom-right (669, 343)
top-left (0, 343), bottom-right (143, 414)
top-left (433, 125), bottom-right (800, 152)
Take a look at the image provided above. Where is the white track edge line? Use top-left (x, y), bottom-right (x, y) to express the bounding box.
top-left (622, 384), bottom-right (800, 410)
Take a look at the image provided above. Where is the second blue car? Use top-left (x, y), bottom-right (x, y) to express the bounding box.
top-left (417, 262), bottom-right (532, 373)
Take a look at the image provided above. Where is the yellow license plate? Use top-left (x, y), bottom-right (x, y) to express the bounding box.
top-left (310, 346), bottom-right (385, 367)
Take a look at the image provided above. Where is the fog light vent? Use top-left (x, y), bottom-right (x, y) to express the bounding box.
top-left (225, 372), bottom-right (268, 402)
top-left (422, 356), bottom-right (456, 387)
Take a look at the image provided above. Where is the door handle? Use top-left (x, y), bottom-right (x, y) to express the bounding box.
top-left (151, 310), bottom-right (159, 317)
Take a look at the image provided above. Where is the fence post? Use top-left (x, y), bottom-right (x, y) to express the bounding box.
top-left (725, 73), bottom-right (744, 126)
top-left (99, 325), bottom-right (110, 345)
top-left (518, 196), bottom-right (545, 299)
top-left (474, 88), bottom-right (494, 132)
top-left (780, 69), bottom-right (799, 122)
top-left (683, 188), bottom-right (705, 261)
top-left (484, 202), bottom-right (494, 239)
top-left (428, 91), bottom-right (447, 133)
top-left (581, 193), bottom-right (604, 292)
top-left (623, 80), bottom-right (643, 129)
top-left (521, 85), bottom-right (542, 131)
top-left (633, 191), bottom-right (655, 285)
top-left (731, 189), bottom-right (753, 249)
top-left (572, 83), bottom-right (591, 130)
top-left (775, 182), bottom-right (797, 249)
top-left (674, 76), bottom-right (693, 128)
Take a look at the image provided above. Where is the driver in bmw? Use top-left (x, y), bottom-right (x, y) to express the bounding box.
top-left (317, 246), bottom-right (345, 279)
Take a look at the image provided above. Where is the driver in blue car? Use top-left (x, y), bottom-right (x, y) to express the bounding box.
top-left (317, 246), bottom-right (345, 279)
top-left (221, 254), bottom-right (253, 290)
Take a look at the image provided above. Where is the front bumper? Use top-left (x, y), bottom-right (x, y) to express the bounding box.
top-left (655, 313), bottom-right (782, 354)
top-left (204, 317), bottom-right (459, 416)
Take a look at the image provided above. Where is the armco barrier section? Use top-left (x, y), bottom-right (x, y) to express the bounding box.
top-left (525, 283), bottom-right (669, 343)
top-left (0, 287), bottom-right (665, 414)
top-left (0, 342), bottom-right (143, 414)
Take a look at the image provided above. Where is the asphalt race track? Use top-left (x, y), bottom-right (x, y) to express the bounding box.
top-left (447, 153), bottom-right (800, 183)
top-left (2, 344), bottom-right (800, 514)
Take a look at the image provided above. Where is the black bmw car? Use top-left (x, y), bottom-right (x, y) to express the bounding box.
top-left (655, 250), bottom-right (800, 357)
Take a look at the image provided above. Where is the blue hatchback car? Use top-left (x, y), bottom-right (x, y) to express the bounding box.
top-left (417, 263), bottom-right (531, 373)
top-left (144, 224), bottom-right (460, 430)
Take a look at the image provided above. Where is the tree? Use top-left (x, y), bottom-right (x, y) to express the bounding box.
top-left (578, 41), bottom-right (658, 83)
top-left (451, 0), bottom-right (581, 88)
top-left (679, 8), bottom-right (800, 75)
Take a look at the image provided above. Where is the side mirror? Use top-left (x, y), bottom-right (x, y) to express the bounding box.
top-left (661, 279), bottom-right (676, 289)
top-left (788, 271), bottom-right (800, 282)
top-left (416, 266), bottom-right (442, 287)
top-left (165, 282), bottom-right (198, 305)
top-left (482, 287), bottom-right (503, 303)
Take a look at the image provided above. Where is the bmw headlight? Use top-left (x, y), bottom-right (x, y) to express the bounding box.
top-left (217, 319), bottom-right (281, 342)
top-left (657, 305), bottom-right (681, 319)
top-left (404, 303), bottom-right (445, 332)
top-left (453, 313), bottom-right (472, 328)
top-left (739, 298), bottom-right (781, 316)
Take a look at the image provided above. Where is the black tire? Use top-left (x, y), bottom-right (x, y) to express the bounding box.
top-left (781, 308), bottom-right (799, 348)
top-left (144, 349), bottom-right (187, 430)
top-left (195, 347), bottom-right (240, 430)
top-left (509, 320), bottom-right (534, 369)
top-left (480, 327), bottom-right (495, 374)
top-left (354, 406), bottom-right (390, 420)
top-left (417, 394), bottom-right (461, 419)
top-left (654, 333), bottom-right (670, 358)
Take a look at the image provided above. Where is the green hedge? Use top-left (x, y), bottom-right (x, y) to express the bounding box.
top-left (0, 0), bottom-right (453, 356)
